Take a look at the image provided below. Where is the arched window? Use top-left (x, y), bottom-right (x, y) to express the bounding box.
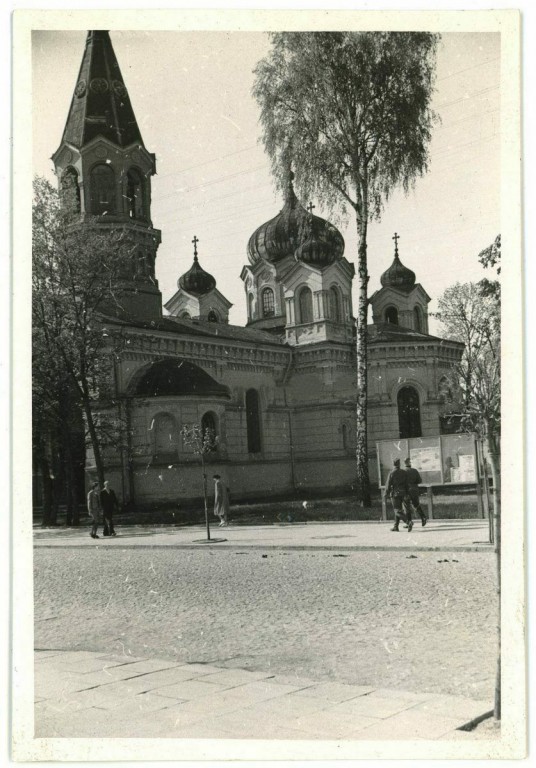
top-left (61, 167), bottom-right (81, 213)
top-left (207, 310), bottom-right (219, 323)
top-left (385, 306), bottom-right (398, 325)
top-left (329, 286), bottom-right (341, 321)
top-left (298, 287), bottom-right (313, 324)
top-left (414, 306), bottom-right (423, 332)
top-left (153, 412), bottom-right (178, 458)
top-left (262, 287), bottom-right (275, 318)
top-left (397, 386), bottom-right (422, 439)
top-left (245, 389), bottom-right (262, 454)
top-left (201, 411), bottom-right (218, 451)
top-left (248, 293), bottom-right (255, 320)
top-left (90, 164), bottom-right (116, 215)
top-left (126, 168), bottom-right (144, 219)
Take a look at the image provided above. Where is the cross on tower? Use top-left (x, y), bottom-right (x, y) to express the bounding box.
top-left (192, 235), bottom-right (199, 258)
top-left (307, 202), bottom-right (316, 215)
top-left (392, 232), bottom-right (400, 255)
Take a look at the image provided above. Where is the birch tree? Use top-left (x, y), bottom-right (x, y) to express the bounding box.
top-left (253, 32), bottom-right (439, 505)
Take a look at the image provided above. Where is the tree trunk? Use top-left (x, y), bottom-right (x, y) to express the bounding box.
top-left (81, 386), bottom-right (105, 487)
top-left (40, 456), bottom-right (53, 526)
top-left (202, 455), bottom-right (211, 541)
top-left (355, 216), bottom-right (371, 506)
top-left (486, 424), bottom-right (501, 721)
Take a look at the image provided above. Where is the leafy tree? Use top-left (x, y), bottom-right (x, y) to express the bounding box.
top-left (436, 281), bottom-right (500, 439)
top-left (32, 176), bottom-right (134, 498)
top-left (253, 32), bottom-right (439, 505)
top-left (180, 423), bottom-right (218, 540)
top-left (436, 242), bottom-right (501, 720)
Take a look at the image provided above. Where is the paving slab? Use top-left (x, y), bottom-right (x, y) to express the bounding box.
top-left (410, 694), bottom-right (492, 721)
top-left (357, 709), bottom-right (466, 740)
top-left (329, 693), bottom-right (422, 719)
top-left (152, 679), bottom-right (231, 700)
top-left (282, 708), bottom-right (381, 740)
top-left (198, 668), bottom-right (274, 688)
top-left (34, 649), bottom-right (493, 741)
top-left (293, 681), bottom-right (375, 703)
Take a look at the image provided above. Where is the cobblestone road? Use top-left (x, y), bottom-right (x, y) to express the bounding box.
top-left (34, 548), bottom-right (497, 701)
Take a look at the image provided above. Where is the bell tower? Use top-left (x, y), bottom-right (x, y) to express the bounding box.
top-left (370, 233), bottom-right (430, 333)
top-left (51, 30), bottom-right (162, 321)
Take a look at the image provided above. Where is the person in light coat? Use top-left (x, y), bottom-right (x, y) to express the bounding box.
top-left (213, 474), bottom-right (230, 527)
top-left (87, 482), bottom-right (102, 539)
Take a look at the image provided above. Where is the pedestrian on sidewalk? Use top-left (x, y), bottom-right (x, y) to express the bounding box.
top-left (385, 459), bottom-right (412, 532)
top-left (403, 457), bottom-right (427, 527)
top-left (213, 474), bottom-right (230, 527)
top-left (87, 482), bottom-right (102, 539)
top-left (100, 480), bottom-right (118, 536)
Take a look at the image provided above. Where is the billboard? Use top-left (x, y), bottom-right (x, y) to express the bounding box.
top-left (376, 434), bottom-right (478, 487)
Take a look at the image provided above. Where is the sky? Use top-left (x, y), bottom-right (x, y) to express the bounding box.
top-left (32, 30), bottom-right (500, 331)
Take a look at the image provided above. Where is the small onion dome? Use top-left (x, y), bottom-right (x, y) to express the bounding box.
top-left (247, 172), bottom-right (344, 265)
top-left (178, 254), bottom-right (216, 297)
top-left (380, 250), bottom-right (416, 291)
top-left (294, 219), bottom-right (344, 268)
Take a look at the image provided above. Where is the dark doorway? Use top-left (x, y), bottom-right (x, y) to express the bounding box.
top-left (397, 386), bottom-right (422, 438)
top-left (245, 389), bottom-right (262, 454)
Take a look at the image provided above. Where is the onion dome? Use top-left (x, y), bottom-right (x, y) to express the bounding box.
top-left (247, 173), bottom-right (344, 266)
top-left (380, 234), bottom-right (416, 291)
top-left (295, 208), bottom-right (345, 268)
top-left (178, 236), bottom-right (216, 296)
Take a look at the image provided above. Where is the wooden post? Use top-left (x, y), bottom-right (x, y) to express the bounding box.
top-left (476, 484), bottom-right (484, 519)
top-left (427, 486), bottom-right (434, 520)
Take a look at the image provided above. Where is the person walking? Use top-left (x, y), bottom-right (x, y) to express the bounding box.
top-left (100, 480), bottom-right (118, 536)
top-left (403, 457), bottom-right (427, 527)
top-left (213, 474), bottom-right (230, 527)
top-left (385, 458), bottom-right (413, 532)
top-left (87, 481), bottom-right (102, 539)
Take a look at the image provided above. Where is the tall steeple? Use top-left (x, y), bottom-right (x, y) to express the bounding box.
top-left (61, 30), bottom-right (144, 150)
top-left (52, 30), bottom-right (162, 322)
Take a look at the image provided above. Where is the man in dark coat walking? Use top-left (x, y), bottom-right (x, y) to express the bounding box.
top-left (403, 457), bottom-right (428, 526)
top-left (100, 480), bottom-right (118, 536)
top-left (385, 458), bottom-right (413, 532)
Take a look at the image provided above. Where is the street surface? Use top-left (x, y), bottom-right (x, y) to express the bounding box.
top-left (34, 545), bottom-right (497, 701)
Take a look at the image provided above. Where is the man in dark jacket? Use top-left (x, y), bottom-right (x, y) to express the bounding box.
top-left (403, 457), bottom-right (428, 526)
top-left (385, 458), bottom-right (413, 532)
top-left (100, 480), bottom-right (118, 536)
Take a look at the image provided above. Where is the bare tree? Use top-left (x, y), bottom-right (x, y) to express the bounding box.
top-left (180, 424), bottom-right (218, 540)
top-left (33, 176), bottom-right (133, 491)
top-left (253, 32), bottom-right (439, 505)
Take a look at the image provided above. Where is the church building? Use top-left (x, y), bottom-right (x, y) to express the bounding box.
top-left (50, 30), bottom-right (464, 506)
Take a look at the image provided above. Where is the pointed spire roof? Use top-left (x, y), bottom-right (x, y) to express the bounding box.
top-left (61, 30), bottom-right (144, 149)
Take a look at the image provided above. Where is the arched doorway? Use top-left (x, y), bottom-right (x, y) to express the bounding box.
top-left (397, 386), bottom-right (422, 438)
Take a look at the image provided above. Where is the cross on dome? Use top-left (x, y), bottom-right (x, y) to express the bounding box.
top-left (307, 202), bottom-right (316, 214)
top-left (192, 235), bottom-right (199, 259)
top-left (392, 232), bottom-right (400, 255)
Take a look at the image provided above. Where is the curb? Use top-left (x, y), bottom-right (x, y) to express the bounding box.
top-left (33, 542), bottom-right (493, 553)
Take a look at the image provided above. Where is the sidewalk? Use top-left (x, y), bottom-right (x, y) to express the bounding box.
top-left (33, 519), bottom-right (493, 552)
top-left (34, 650), bottom-right (496, 741)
